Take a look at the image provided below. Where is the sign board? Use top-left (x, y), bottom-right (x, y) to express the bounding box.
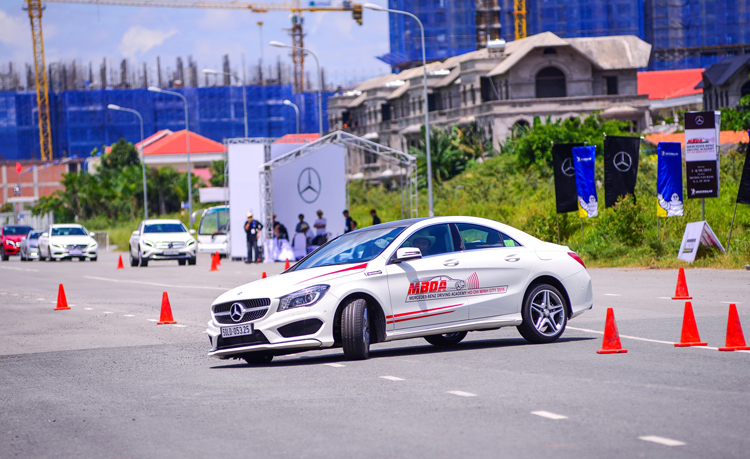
top-left (199, 187), bottom-right (228, 203)
top-left (684, 111), bottom-right (721, 199)
top-left (228, 143), bottom-right (265, 260)
top-left (677, 221), bottom-right (725, 263)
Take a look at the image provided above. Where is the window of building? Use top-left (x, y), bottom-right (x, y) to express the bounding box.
top-left (381, 103), bottom-right (392, 122)
top-left (605, 76), bottom-right (618, 95)
top-left (535, 67), bottom-right (566, 98)
top-left (742, 81), bottom-right (750, 98)
top-left (480, 76), bottom-right (498, 102)
top-left (470, 84), bottom-right (476, 104)
top-left (543, 47), bottom-right (558, 55)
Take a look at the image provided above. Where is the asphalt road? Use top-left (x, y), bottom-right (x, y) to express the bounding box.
top-left (1, 251), bottom-right (749, 458)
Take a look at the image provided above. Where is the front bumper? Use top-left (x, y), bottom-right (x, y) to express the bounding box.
top-left (3, 244), bottom-right (20, 255)
top-left (50, 247), bottom-right (97, 259)
top-left (142, 245), bottom-right (196, 260)
top-left (25, 248), bottom-right (39, 259)
top-left (198, 242), bottom-right (228, 255)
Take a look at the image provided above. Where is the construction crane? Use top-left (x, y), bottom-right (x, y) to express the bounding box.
top-left (514, 0), bottom-right (526, 40)
top-left (27, 1), bottom-right (365, 159)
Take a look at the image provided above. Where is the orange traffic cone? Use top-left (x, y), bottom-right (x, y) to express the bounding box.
top-left (215, 251), bottom-right (222, 266)
top-left (54, 284), bottom-right (70, 311)
top-left (597, 308), bottom-right (627, 354)
top-left (672, 267), bottom-right (692, 300)
top-left (718, 304), bottom-right (750, 351)
top-left (157, 292), bottom-right (176, 325)
top-left (284, 259), bottom-right (290, 270)
top-left (209, 253), bottom-right (219, 272)
top-left (262, 271), bottom-right (267, 279)
top-left (117, 254), bottom-right (124, 269)
top-left (674, 302), bottom-right (707, 347)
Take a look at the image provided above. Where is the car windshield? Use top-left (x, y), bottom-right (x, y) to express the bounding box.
top-left (198, 208), bottom-right (228, 235)
top-left (294, 227), bottom-right (406, 270)
top-left (28, 231), bottom-right (42, 240)
top-left (51, 227), bottom-right (87, 236)
top-left (3, 226), bottom-right (33, 236)
top-left (144, 223), bottom-right (186, 233)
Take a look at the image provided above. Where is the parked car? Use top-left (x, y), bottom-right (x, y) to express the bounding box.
top-left (1, 225), bottom-right (33, 261)
top-left (19, 230), bottom-right (44, 261)
top-left (38, 224), bottom-right (98, 261)
top-left (129, 219), bottom-right (197, 267)
top-left (206, 216), bottom-right (593, 364)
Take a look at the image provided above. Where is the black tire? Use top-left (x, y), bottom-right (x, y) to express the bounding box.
top-left (79, 257), bottom-right (86, 261)
top-left (187, 256), bottom-right (196, 266)
top-left (341, 298), bottom-right (370, 360)
top-left (242, 353), bottom-right (273, 365)
top-left (517, 283), bottom-right (568, 344)
top-left (0, 247), bottom-right (8, 262)
top-left (424, 331), bottom-right (468, 346)
top-left (48, 248), bottom-right (56, 262)
top-left (178, 259), bottom-right (186, 266)
top-left (39, 249), bottom-right (46, 261)
top-left (20, 251), bottom-right (26, 262)
top-left (129, 248), bottom-right (138, 267)
top-left (138, 251), bottom-right (148, 267)
top-left (91, 257), bottom-right (97, 262)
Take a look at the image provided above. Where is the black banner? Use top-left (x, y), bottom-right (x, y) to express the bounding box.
top-left (603, 135), bottom-right (640, 208)
top-left (686, 161), bottom-right (720, 199)
top-left (684, 111), bottom-right (716, 130)
top-left (737, 145), bottom-right (750, 205)
top-left (552, 143), bottom-right (583, 213)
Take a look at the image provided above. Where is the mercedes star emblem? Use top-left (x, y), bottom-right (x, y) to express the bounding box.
top-left (695, 115), bottom-right (704, 126)
top-left (230, 303), bottom-right (244, 323)
top-left (561, 157), bottom-right (575, 177)
top-left (613, 151), bottom-right (632, 172)
top-left (297, 167), bottom-right (321, 203)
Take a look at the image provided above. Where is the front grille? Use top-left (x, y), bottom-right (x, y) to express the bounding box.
top-left (155, 241), bottom-right (185, 249)
top-left (213, 298), bottom-right (271, 324)
top-left (217, 330), bottom-right (269, 349)
top-left (65, 244), bottom-right (87, 250)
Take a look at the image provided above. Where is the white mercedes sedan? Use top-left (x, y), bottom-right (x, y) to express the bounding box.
top-left (38, 224), bottom-right (98, 261)
top-left (206, 216), bottom-right (593, 364)
top-left (129, 219), bottom-right (197, 267)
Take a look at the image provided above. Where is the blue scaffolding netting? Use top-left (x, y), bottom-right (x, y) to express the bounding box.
top-left (0, 85), bottom-right (331, 161)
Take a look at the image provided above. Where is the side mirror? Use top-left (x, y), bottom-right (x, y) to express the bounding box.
top-left (41, 232), bottom-right (48, 237)
top-left (189, 229), bottom-right (196, 235)
top-left (394, 247), bottom-right (422, 263)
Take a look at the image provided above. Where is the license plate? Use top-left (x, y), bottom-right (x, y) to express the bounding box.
top-left (221, 323), bottom-right (254, 338)
top-left (163, 250), bottom-right (179, 256)
top-left (70, 250), bottom-right (83, 255)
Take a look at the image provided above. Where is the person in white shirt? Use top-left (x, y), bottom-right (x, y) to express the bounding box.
top-left (313, 210), bottom-right (327, 236)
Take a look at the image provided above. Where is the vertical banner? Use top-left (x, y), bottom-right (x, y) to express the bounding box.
top-left (656, 142), bottom-right (684, 216)
top-left (552, 143), bottom-right (583, 213)
top-left (737, 136), bottom-right (750, 205)
top-left (572, 146), bottom-right (598, 218)
top-left (603, 135), bottom-right (640, 207)
top-left (684, 111), bottom-right (721, 199)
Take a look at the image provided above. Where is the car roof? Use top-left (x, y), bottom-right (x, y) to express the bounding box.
top-left (51, 224), bottom-right (83, 228)
top-left (142, 219), bottom-right (183, 224)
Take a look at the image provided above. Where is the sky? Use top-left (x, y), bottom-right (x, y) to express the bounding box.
top-left (0, 1), bottom-right (392, 88)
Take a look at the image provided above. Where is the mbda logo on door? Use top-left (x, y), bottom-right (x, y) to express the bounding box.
top-left (406, 273), bottom-right (507, 302)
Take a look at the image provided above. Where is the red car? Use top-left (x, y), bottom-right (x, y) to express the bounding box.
top-left (1, 225), bottom-right (33, 261)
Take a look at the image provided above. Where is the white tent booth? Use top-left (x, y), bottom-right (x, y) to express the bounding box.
top-left (226, 131), bottom-right (417, 262)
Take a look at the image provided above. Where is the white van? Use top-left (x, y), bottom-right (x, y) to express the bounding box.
top-left (196, 206), bottom-right (229, 256)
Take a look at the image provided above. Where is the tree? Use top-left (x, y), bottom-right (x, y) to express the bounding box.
top-left (209, 160), bottom-right (226, 187)
top-left (409, 126), bottom-right (466, 187)
top-left (101, 138), bottom-right (140, 171)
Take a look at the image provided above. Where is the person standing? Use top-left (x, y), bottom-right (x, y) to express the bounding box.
top-left (371, 209), bottom-right (381, 226)
top-left (295, 214), bottom-right (308, 233)
top-left (342, 209), bottom-right (355, 233)
top-left (244, 212), bottom-right (263, 263)
top-left (313, 210), bottom-right (327, 236)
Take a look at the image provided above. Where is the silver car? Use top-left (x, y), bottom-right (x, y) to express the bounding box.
top-left (19, 230), bottom-right (43, 261)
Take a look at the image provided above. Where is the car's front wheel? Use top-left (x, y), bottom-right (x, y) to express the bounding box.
top-left (129, 247), bottom-right (138, 267)
top-left (138, 251), bottom-right (148, 267)
top-left (0, 247), bottom-right (8, 261)
top-left (341, 298), bottom-right (370, 360)
top-left (178, 259), bottom-right (186, 266)
top-left (48, 248), bottom-right (56, 262)
top-left (424, 331), bottom-right (467, 346)
top-left (517, 283), bottom-right (567, 344)
top-left (187, 256), bottom-right (196, 266)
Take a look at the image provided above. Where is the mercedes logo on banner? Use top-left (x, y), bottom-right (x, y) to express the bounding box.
top-left (613, 151), bottom-right (632, 172)
top-left (230, 303), bottom-right (244, 323)
top-left (561, 157), bottom-right (575, 177)
top-left (297, 167), bottom-right (321, 203)
top-left (695, 115), bottom-right (704, 126)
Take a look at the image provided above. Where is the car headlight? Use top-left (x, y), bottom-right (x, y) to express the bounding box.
top-left (142, 240), bottom-right (154, 247)
top-left (88, 242), bottom-right (97, 248)
top-left (52, 243), bottom-right (63, 249)
top-left (277, 285), bottom-right (330, 312)
top-left (186, 239), bottom-right (195, 246)
top-left (7, 240), bottom-right (17, 247)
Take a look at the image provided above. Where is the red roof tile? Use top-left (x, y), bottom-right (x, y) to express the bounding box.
top-left (273, 133), bottom-right (321, 144)
top-left (637, 69), bottom-right (704, 100)
top-left (645, 130), bottom-right (748, 147)
top-left (143, 130), bottom-right (225, 156)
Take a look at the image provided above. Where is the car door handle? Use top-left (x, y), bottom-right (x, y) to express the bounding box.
top-left (504, 255), bottom-right (521, 262)
top-left (443, 259), bottom-right (460, 267)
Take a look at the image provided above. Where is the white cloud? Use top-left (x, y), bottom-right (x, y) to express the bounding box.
top-left (0, 10), bottom-right (28, 47)
top-left (118, 26), bottom-right (177, 58)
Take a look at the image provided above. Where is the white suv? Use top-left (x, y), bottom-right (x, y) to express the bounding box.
top-left (129, 219), bottom-right (197, 267)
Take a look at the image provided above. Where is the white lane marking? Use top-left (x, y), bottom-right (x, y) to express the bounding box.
top-left (12, 293), bottom-right (19, 296)
top-left (658, 296), bottom-right (672, 300)
top-left (0, 266), bottom-right (39, 272)
top-left (531, 411), bottom-right (568, 420)
top-left (324, 363), bottom-right (345, 368)
top-left (124, 314), bottom-right (135, 317)
top-left (603, 293), bottom-right (621, 297)
top-left (380, 376), bottom-right (405, 381)
top-left (720, 301), bottom-right (741, 304)
top-left (84, 307), bottom-right (94, 311)
top-left (447, 391), bottom-right (477, 397)
top-left (147, 319), bottom-right (158, 322)
top-left (103, 312), bottom-right (112, 314)
top-left (83, 275), bottom-right (227, 291)
top-left (173, 324), bottom-right (187, 328)
top-left (638, 436), bottom-right (685, 446)
top-left (37, 298), bottom-right (46, 301)
top-left (568, 326), bottom-right (750, 353)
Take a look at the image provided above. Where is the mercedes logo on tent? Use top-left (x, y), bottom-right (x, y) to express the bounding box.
top-left (561, 158), bottom-right (575, 177)
top-left (613, 151), bottom-right (632, 172)
top-left (297, 167), bottom-right (321, 203)
top-left (230, 303), bottom-right (244, 323)
top-left (695, 115), bottom-right (704, 126)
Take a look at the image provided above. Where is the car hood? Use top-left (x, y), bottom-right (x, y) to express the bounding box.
top-left (140, 232), bottom-right (194, 242)
top-left (50, 235), bottom-right (96, 246)
top-left (212, 262), bottom-right (369, 306)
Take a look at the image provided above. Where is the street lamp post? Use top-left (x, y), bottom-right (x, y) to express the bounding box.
top-left (107, 104), bottom-right (148, 220)
top-left (269, 41), bottom-right (324, 136)
top-left (202, 69), bottom-right (249, 138)
top-left (283, 100), bottom-right (300, 134)
top-left (147, 86), bottom-right (193, 224)
top-left (364, 3), bottom-right (433, 216)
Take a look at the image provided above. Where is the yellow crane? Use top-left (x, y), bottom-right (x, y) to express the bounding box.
top-left (514, 0), bottom-right (526, 40)
top-left (26, 0), bottom-right (364, 160)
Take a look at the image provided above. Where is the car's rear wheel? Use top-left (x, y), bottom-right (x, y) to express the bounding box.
top-left (48, 248), bottom-right (56, 262)
top-left (424, 331), bottom-right (467, 346)
top-left (517, 283), bottom-right (567, 344)
top-left (187, 256), bottom-right (196, 266)
top-left (178, 259), bottom-right (186, 266)
top-left (0, 247), bottom-right (8, 261)
top-left (242, 353), bottom-right (273, 365)
top-left (341, 298), bottom-right (370, 360)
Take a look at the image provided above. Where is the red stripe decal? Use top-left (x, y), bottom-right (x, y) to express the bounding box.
top-left (385, 303), bottom-right (463, 320)
top-left (296, 262), bottom-right (368, 284)
top-left (387, 310), bottom-right (455, 324)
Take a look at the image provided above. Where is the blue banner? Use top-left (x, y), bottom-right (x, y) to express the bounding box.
top-left (573, 146), bottom-right (598, 218)
top-left (656, 142), bottom-right (684, 216)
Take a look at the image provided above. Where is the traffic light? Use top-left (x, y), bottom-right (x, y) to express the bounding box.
top-left (352, 6), bottom-right (363, 25)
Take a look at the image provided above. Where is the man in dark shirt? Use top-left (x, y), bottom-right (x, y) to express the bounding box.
top-left (342, 209), bottom-right (355, 233)
top-left (244, 212), bottom-right (263, 263)
top-left (371, 209), bottom-right (381, 226)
